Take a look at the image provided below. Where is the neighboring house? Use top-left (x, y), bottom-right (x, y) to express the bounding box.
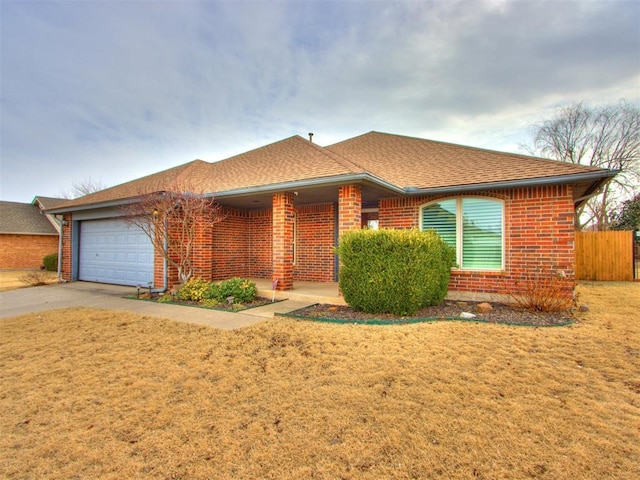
top-left (0, 196), bottom-right (65, 269)
top-left (47, 131), bottom-right (616, 300)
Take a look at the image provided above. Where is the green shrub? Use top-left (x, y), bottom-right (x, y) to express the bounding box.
top-left (218, 278), bottom-right (257, 303)
top-left (201, 298), bottom-right (220, 308)
top-left (336, 228), bottom-right (456, 316)
top-left (205, 282), bottom-right (221, 301)
top-left (43, 253), bottom-right (58, 272)
top-left (157, 293), bottom-right (173, 303)
top-left (176, 277), bottom-right (257, 304)
top-left (178, 277), bottom-right (211, 302)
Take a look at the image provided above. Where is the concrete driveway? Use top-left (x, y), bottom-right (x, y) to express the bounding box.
top-left (0, 281), bottom-right (312, 330)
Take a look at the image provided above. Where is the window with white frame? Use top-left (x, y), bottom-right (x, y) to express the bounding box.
top-left (420, 197), bottom-right (504, 270)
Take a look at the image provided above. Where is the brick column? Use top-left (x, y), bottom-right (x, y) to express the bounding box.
top-left (272, 192), bottom-right (295, 290)
top-left (338, 184), bottom-right (362, 236)
top-left (191, 211), bottom-right (214, 281)
top-left (60, 214), bottom-right (72, 281)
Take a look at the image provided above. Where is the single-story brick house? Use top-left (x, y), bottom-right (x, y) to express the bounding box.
top-left (0, 197), bottom-right (65, 269)
top-left (48, 131), bottom-right (616, 299)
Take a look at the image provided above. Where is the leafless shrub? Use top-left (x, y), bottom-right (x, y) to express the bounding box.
top-left (506, 271), bottom-right (575, 313)
top-left (120, 180), bottom-right (224, 284)
top-left (19, 271), bottom-right (52, 287)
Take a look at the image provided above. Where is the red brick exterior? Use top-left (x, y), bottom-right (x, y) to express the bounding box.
top-left (210, 208), bottom-right (250, 280)
top-left (294, 203), bottom-right (336, 282)
top-left (272, 192), bottom-right (295, 290)
top-left (249, 209), bottom-right (273, 279)
top-left (379, 185), bottom-right (576, 297)
top-left (338, 185), bottom-right (362, 236)
top-left (58, 184), bottom-right (577, 298)
top-left (0, 233), bottom-right (58, 269)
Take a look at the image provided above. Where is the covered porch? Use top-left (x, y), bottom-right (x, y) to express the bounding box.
top-left (253, 278), bottom-right (346, 305)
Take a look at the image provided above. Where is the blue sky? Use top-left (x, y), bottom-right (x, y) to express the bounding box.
top-left (1, 0), bottom-right (638, 203)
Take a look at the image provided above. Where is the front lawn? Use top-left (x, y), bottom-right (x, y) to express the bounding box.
top-left (1, 282), bottom-right (638, 479)
top-left (0, 269), bottom-right (58, 292)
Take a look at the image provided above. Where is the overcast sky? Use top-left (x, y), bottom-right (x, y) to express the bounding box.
top-left (1, 0), bottom-right (638, 203)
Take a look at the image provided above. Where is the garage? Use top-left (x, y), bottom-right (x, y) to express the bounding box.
top-left (79, 218), bottom-right (154, 286)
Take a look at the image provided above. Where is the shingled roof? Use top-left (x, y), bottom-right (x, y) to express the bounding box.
top-left (0, 201), bottom-right (58, 235)
top-left (49, 131), bottom-right (616, 212)
top-left (52, 136), bottom-right (364, 210)
top-left (326, 132), bottom-right (607, 190)
top-left (33, 196), bottom-right (68, 210)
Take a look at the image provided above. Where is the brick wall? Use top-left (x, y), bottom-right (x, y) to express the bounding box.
top-left (338, 185), bottom-right (361, 235)
top-left (380, 186), bottom-right (576, 297)
top-left (272, 192), bottom-right (295, 290)
top-left (0, 234), bottom-right (58, 269)
top-left (249, 209), bottom-right (272, 279)
top-left (211, 207), bottom-right (250, 281)
top-left (294, 203), bottom-right (336, 282)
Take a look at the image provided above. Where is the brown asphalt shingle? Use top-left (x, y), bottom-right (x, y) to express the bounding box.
top-left (55, 136), bottom-right (362, 209)
top-left (33, 196), bottom-right (69, 210)
top-left (327, 132), bottom-right (605, 189)
top-left (0, 201), bottom-right (58, 235)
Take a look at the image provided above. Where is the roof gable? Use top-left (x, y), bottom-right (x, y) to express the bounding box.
top-left (0, 201), bottom-right (58, 235)
top-left (55, 136), bottom-right (362, 209)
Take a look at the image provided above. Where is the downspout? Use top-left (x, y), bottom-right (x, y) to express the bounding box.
top-left (55, 215), bottom-right (67, 282)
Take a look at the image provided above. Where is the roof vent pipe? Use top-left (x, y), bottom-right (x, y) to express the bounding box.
top-left (308, 132), bottom-right (314, 143)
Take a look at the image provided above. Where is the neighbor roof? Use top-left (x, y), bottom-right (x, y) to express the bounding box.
top-left (0, 201), bottom-right (59, 235)
top-left (33, 196), bottom-right (68, 210)
top-left (48, 131), bottom-right (616, 212)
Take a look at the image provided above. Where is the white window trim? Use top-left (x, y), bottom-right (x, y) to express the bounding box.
top-left (419, 196), bottom-right (505, 271)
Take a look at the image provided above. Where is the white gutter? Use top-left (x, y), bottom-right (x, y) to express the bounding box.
top-left (403, 170), bottom-right (618, 199)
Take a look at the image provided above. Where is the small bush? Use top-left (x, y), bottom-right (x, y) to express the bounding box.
top-left (157, 293), bottom-right (173, 303)
top-left (201, 298), bottom-right (220, 308)
top-left (43, 253), bottom-right (58, 272)
top-left (336, 228), bottom-right (456, 316)
top-left (178, 277), bottom-right (211, 302)
top-left (507, 271), bottom-right (575, 313)
top-left (176, 277), bottom-right (257, 304)
top-left (205, 282), bottom-right (221, 301)
top-left (218, 278), bottom-right (257, 303)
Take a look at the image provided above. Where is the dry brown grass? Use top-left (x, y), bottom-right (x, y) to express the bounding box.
top-left (1, 282), bottom-right (638, 479)
top-left (0, 270), bottom-right (58, 292)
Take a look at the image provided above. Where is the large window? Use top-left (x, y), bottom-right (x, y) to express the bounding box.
top-left (420, 197), bottom-right (503, 270)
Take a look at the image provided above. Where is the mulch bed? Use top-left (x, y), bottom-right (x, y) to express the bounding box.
top-left (130, 294), bottom-right (276, 312)
top-left (286, 300), bottom-right (575, 327)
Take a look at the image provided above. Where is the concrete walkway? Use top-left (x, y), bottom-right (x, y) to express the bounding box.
top-left (0, 282), bottom-right (314, 330)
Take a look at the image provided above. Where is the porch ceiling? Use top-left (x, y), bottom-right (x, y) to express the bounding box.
top-left (215, 181), bottom-right (396, 211)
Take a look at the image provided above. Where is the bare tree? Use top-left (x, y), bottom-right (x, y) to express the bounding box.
top-left (60, 178), bottom-right (107, 199)
top-left (525, 101), bottom-right (640, 230)
top-left (120, 181), bottom-right (224, 284)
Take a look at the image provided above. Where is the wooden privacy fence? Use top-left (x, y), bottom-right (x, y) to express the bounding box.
top-left (575, 230), bottom-right (635, 281)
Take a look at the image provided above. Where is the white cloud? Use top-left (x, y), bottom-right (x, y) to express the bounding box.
top-left (1, 0), bottom-right (638, 202)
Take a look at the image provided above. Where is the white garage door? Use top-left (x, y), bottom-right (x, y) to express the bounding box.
top-left (79, 218), bottom-right (154, 286)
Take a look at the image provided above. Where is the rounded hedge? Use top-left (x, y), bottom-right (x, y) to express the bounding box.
top-left (43, 253), bottom-right (58, 272)
top-left (336, 229), bottom-right (456, 316)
